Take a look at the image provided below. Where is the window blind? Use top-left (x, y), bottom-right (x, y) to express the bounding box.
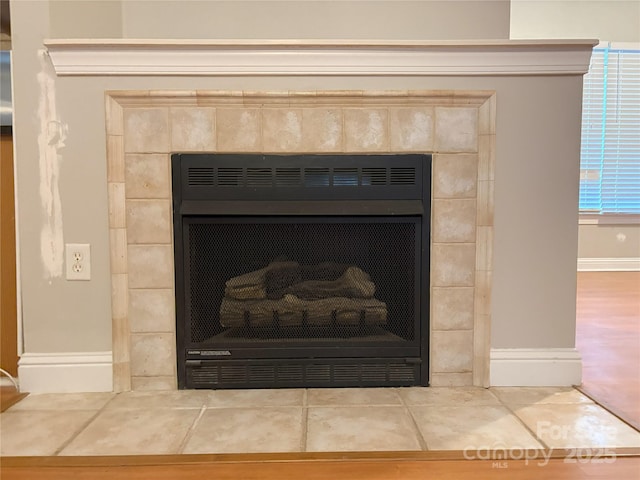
top-left (579, 43), bottom-right (640, 215)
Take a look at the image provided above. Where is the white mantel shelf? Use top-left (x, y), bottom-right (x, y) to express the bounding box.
top-left (44, 39), bottom-right (597, 76)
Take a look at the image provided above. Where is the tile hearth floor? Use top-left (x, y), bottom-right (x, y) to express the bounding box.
top-left (1, 387), bottom-right (639, 456)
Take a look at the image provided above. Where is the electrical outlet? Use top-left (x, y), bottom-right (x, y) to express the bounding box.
top-left (65, 243), bottom-right (91, 281)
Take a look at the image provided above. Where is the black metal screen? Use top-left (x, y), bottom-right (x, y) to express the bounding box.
top-left (186, 219), bottom-right (418, 346)
top-left (172, 153), bottom-right (431, 389)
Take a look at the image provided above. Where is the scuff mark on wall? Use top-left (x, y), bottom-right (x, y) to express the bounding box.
top-left (37, 49), bottom-right (66, 280)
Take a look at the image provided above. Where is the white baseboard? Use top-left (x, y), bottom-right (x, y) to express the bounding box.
top-left (577, 257), bottom-right (640, 272)
top-left (490, 348), bottom-right (582, 386)
top-left (18, 352), bottom-right (112, 393)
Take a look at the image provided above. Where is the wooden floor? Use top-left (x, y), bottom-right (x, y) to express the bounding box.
top-left (2, 451), bottom-right (639, 480)
top-left (0, 386), bottom-right (27, 413)
top-left (576, 271), bottom-right (640, 430)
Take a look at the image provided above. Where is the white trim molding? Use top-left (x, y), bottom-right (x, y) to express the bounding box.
top-left (490, 348), bottom-right (582, 387)
top-left (578, 257), bottom-right (640, 272)
top-left (44, 39), bottom-right (597, 77)
top-left (18, 352), bottom-right (113, 393)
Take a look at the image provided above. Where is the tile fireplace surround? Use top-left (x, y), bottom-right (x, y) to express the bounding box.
top-left (106, 90), bottom-right (496, 391)
top-left (30, 39), bottom-right (592, 393)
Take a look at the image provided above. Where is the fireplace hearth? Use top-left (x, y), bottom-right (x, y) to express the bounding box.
top-left (172, 154), bottom-right (431, 389)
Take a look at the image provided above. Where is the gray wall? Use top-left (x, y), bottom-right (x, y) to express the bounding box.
top-left (12, 0), bottom-right (579, 356)
top-left (511, 0), bottom-right (640, 261)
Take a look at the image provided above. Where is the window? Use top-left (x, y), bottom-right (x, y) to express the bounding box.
top-left (580, 43), bottom-right (640, 215)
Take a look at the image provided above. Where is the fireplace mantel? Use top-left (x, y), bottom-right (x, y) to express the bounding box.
top-left (44, 39), bottom-right (596, 76)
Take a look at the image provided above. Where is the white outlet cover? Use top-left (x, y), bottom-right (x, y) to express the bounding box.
top-left (65, 243), bottom-right (91, 281)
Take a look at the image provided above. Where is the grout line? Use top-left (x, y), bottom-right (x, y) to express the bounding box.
top-left (396, 388), bottom-right (429, 451)
top-left (489, 387), bottom-right (550, 448)
top-left (498, 401), bottom-right (551, 450)
top-left (177, 405), bottom-right (207, 455)
top-left (52, 393), bottom-right (119, 456)
top-left (300, 405), bottom-right (309, 453)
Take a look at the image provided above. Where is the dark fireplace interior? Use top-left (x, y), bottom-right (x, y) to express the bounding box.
top-left (172, 153), bottom-right (431, 389)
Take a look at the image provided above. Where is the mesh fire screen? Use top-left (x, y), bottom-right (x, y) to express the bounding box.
top-left (186, 219), bottom-right (418, 346)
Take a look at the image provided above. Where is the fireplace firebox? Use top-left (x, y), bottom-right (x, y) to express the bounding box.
top-left (172, 154), bottom-right (431, 389)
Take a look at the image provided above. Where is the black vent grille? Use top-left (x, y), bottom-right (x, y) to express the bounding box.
top-left (187, 165), bottom-right (418, 188)
top-left (187, 360), bottom-right (419, 388)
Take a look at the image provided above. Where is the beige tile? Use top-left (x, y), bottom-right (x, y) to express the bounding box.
top-left (183, 407), bottom-right (304, 453)
top-left (129, 289), bottom-right (175, 333)
top-left (475, 226), bottom-right (493, 272)
top-left (434, 107), bottom-right (478, 153)
top-left (108, 182), bottom-right (126, 228)
top-left (477, 134), bottom-right (495, 181)
top-left (473, 314), bottom-right (491, 388)
top-left (432, 199), bottom-right (477, 243)
top-left (126, 200), bottom-right (172, 244)
top-left (111, 273), bottom-right (130, 351)
top-left (399, 387), bottom-right (499, 406)
top-left (478, 94), bottom-right (496, 135)
top-left (410, 405), bottom-right (542, 450)
top-left (432, 154), bottom-right (478, 199)
top-left (124, 154), bottom-right (170, 199)
top-left (431, 244), bottom-right (476, 287)
top-left (430, 373), bottom-right (474, 387)
top-left (474, 270), bottom-right (492, 317)
top-left (207, 388), bottom-right (304, 408)
top-left (124, 108), bottom-right (170, 153)
top-left (59, 408), bottom-right (198, 456)
top-left (431, 287), bottom-right (474, 330)
top-left (106, 95), bottom-right (124, 136)
top-left (0, 410), bottom-right (97, 456)
top-left (263, 109), bottom-right (303, 152)
top-left (107, 390), bottom-right (208, 409)
top-left (307, 388), bottom-right (402, 406)
top-left (476, 180), bottom-right (494, 226)
top-left (216, 108), bottom-right (262, 152)
top-left (512, 403), bottom-right (640, 448)
top-left (301, 108), bottom-right (343, 152)
top-left (128, 245), bottom-right (174, 289)
top-left (130, 333), bottom-right (175, 377)
top-left (431, 330), bottom-right (474, 373)
top-left (131, 376), bottom-right (177, 391)
top-left (306, 406), bottom-right (421, 452)
top-left (109, 228), bottom-right (128, 274)
top-left (491, 387), bottom-right (594, 406)
top-left (389, 107), bottom-right (433, 151)
top-left (344, 109), bottom-right (389, 152)
top-left (171, 107), bottom-right (216, 151)
top-left (107, 135), bottom-right (125, 182)
top-left (6, 392), bottom-right (115, 411)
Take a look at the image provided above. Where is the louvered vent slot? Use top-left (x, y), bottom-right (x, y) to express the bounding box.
top-left (361, 167), bottom-right (387, 185)
top-left (191, 366), bottom-right (220, 384)
top-left (333, 365), bottom-right (360, 382)
top-left (390, 167), bottom-right (416, 185)
top-left (333, 168), bottom-right (359, 186)
top-left (249, 365), bottom-right (276, 382)
top-left (188, 167), bottom-right (215, 186)
top-left (305, 364), bottom-right (331, 381)
top-left (217, 167), bottom-right (243, 186)
top-left (304, 168), bottom-right (330, 187)
top-left (277, 365), bottom-right (304, 382)
top-left (388, 364), bottom-right (417, 382)
top-left (275, 168), bottom-right (302, 187)
top-left (220, 365), bottom-right (247, 383)
top-left (246, 168), bottom-right (273, 187)
top-left (361, 364), bottom-right (388, 382)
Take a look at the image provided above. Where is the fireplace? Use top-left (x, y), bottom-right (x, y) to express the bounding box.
top-left (172, 153), bottom-right (431, 388)
top-left (99, 88), bottom-right (498, 392)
